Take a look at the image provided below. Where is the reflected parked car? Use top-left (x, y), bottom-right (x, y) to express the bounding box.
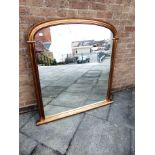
top-left (65, 57), bottom-right (77, 64)
top-left (77, 56), bottom-right (90, 64)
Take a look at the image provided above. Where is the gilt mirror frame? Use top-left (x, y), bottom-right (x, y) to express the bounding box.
top-left (27, 18), bottom-right (119, 125)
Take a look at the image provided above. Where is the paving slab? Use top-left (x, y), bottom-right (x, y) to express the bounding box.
top-left (85, 100), bottom-right (110, 120)
top-left (31, 144), bottom-right (61, 155)
top-left (43, 76), bottom-right (61, 81)
top-left (99, 73), bottom-right (109, 80)
top-left (91, 66), bottom-right (108, 71)
top-left (87, 94), bottom-right (106, 101)
top-left (108, 101), bottom-right (134, 129)
top-left (40, 79), bottom-right (61, 88)
top-left (50, 92), bottom-right (88, 108)
top-left (67, 115), bottom-right (131, 155)
top-left (42, 97), bottom-right (53, 106)
top-left (19, 111), bottom-right (36, 129)
top-left (40, 81), bottom-right (49, 89)
top-left (112, 89), bottom-right (132, 104)
top-left (109, 89), bottom-right (134, 129)
top-left (21, 113), bottom-right (84, 155)
top-left (128, 102), bottom-right (135, 128)
top-left (83, 72), bottom-right (101, 78)
top-left (65, 83), bottom-right (93, 93)
top-left (132, 88), bottom-right (135, 105)
top-left (96, 79), bottom-right (108, 88)
top-left (87, 86), bottom-right (107, 101)
top-left (67, 115), bottom-right (105, 155)
top-left (44, 105), bottom-right (71, 116)
top-left (60, 76), bottom-right (80, 82)
top-left (87, 70), bottom-right (101, 74)
top-left (130, 129), bottom-right (135, 155)
top-left (75, 77), bottom-right (97, 85)
top-left (50, 80), bottom-right (74, 87)
top-left (42, 86), bottom-right (66, 98)
top-left (19, 133), bottom-right (38, 155)
top-left (129, 88), bottom-right (135, 128)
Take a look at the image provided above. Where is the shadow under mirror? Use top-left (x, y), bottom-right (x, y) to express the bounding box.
top-left (34, 24), bottom-right (113, 117)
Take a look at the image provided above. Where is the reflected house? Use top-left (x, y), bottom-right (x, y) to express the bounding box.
top-left (35, 27), bottom-right (52, 50)
top-left (35, 27), bottom-right (54, 65)
top-left (93, 40), bottom-right (104, 47)
top-left (92, 40), bottom-right (111, 51)
top-left (71, 40), bottom-right (109, 56)
top-left (72, 40), bottom-right (94, 56)
top-left (71, 40), bottom-right (112, 63)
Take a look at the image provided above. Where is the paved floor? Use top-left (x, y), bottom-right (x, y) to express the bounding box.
top-left (39, 57), bottom-right (111, 116)
top-left (19, 87), bottom-right (135, 155)
top-left (20, 57), bottom-right (134, 155)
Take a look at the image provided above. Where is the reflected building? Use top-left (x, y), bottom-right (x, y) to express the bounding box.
top-left (35, 27), bottom-right (52, 50)
top-left (35, 27), bottom-right (54, 65)
top-left (71, 40), bottom-right (111, 56)
top-left (72, 40), bottom-right (94, 56)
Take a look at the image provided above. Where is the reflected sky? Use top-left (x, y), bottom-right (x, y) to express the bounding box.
top-left (49, 24), bottom-right (113, 62)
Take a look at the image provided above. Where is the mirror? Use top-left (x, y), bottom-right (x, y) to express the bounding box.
top-left (28, 19), bottom-right (118, 125)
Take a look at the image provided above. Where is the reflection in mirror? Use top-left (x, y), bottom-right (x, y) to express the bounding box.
top-left (34, 24), bottom-right (113, 117)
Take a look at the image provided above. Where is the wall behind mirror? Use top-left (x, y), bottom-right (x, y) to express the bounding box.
top-left (34, 24), bottom-right (113, 117)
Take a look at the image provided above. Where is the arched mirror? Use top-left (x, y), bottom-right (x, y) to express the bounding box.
top-left (27, 19), bottom-right (118, 125)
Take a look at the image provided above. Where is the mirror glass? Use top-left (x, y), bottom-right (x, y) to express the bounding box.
top-left (34, 24), bottom-right (113, 116)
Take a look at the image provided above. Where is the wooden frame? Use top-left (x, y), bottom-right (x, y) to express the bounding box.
top-left (27, 18), bottom-right (119, 125)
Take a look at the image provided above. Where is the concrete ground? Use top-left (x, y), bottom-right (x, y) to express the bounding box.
top-left (19, 57), bottom-right (135, 155)
top-left (19, 88), bottom-right (135, 155)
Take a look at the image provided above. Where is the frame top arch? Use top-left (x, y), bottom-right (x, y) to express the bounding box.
top-left (28, 18), bottom-right (119, 41)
